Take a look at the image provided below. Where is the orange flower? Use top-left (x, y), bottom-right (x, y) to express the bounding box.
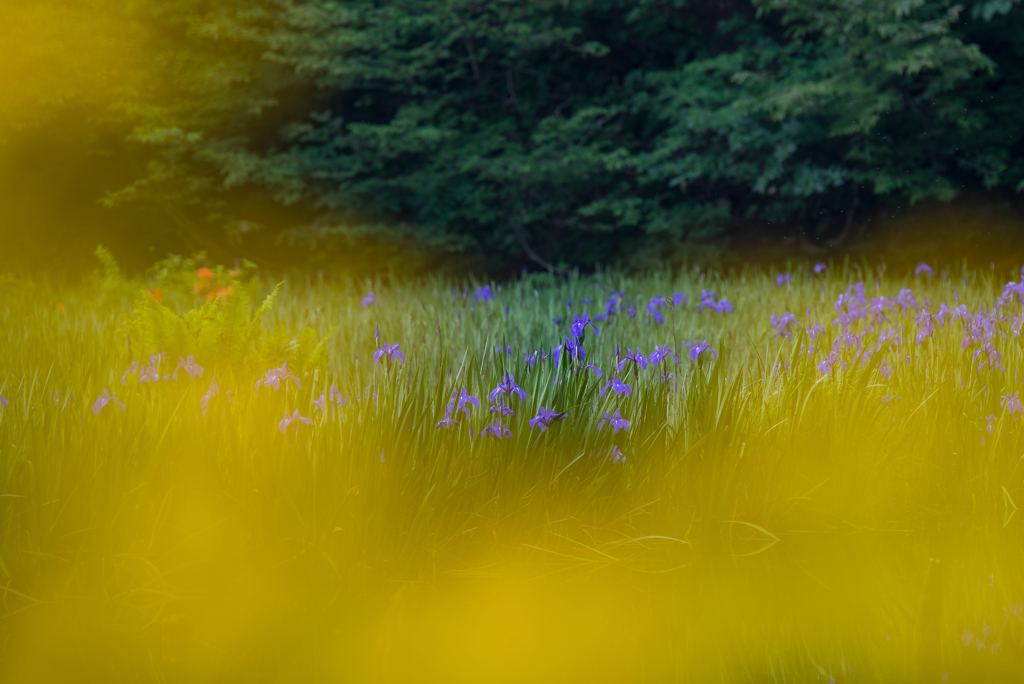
top-left (145, 288), bottom-right (163, 302)
top-left (193, 281), bottom-right (207, 294)
top-left (214, 285), bottom-right (234, 301)
top-left (196, 267), bottom-right (215, 281)
top-left (228, 269), bottom-right (236, 278)
top-left (56, 302), bottom-right (66, 311)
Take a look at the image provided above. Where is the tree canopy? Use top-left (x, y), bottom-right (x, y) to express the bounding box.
top-left (10, 0), bottom-right (1024, 270)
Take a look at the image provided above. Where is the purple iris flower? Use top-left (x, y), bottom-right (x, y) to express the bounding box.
top-left (915, 309), bottom-right (936, 344)
top-left (329, 384), bottom-right (346, 407)
top-left (689, 340), bottom-right (717, 362)
top-left (489, 372), bottom-right (526, 403)
top-left (805, 322), bottom-right (824, 341)
top-left (552, 317), bottom-right (562, 325)
top-left (173, 355), bottom-right (204, 381)
top-left (672, 292), bottom-right (688, 306)
top-left (915, 262), bottom-right (934, 277)
top-left (0, 395), bottom-right (8, 409)
top-left (279, 409), bottom-right (313, 434)
top-left (137, 352), bottom-right (165, 383)
top-left (490, 399), bottom-right (515, 417)
top-left (600, 375), bottom-right (633, 397)
top-left (122, 361), bottom-right (139, 385)
top-left (1001, 391), bottom-right (1024, 414)
top-left (582, 298), bottom-right (594, 304)
top-left (474, 285), bottom-right (495, 303)
top-left (200, 377), bottom-right (219, 417)
top-left (481, 419), bottom-right (512, 439)
top-left (374, 342), bottom-right (405, 364)
top-left (879, 359), bottom-right (893, 380)
top-left (436, 414), bottom-right (458, 430)
top-left (361, 292), bottom-right (376, 308)
top-left (495, 343), bottom-right (512, 355)
top-left (771, 312), bottom-right (799, 341)
top-left (609, 445), bottom-right (626, 463)
top-left (597, 409), bottom-right (630, 434)
top-left (256, 359), bottom-right (302, 391)
top-left (529, 406), bottom-right (568, 432)
top-left (452, 388), bottom-right (480, 418)
top-left (817, 351), bottom-right (847, 375)
top-left (570, 313), bottom-right (599, 339)
top-left (557, 336), bottom-right (587, 365)
top-left (649, 344), bottom-right (680, 366)
top-left (617, 348), bottom-right (649, 372)
top-left (776, 274), bottom-right (791, 286)
top-left (974, 340), bottom-right (1005, 372)
top-left (715, 299), bottom-right (734, 314)
top-left (92, 388), bottom-right (125, 416)
top-left (585, 363), bottom-right (603, 378)
top-left (813, 263), bottom-right (827, 274)
top-left (896, 288), bottom-right (919, 313)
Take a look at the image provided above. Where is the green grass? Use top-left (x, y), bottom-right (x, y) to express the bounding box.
top-left (1, 259), bottom-right (1023, 682)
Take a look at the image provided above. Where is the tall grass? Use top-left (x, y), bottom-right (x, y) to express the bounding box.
top-left (0, 260), bottom-right (1022, 682)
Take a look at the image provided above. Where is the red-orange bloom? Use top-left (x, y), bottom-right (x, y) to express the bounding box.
top-left (196, 267), bottom-right (215, 281)
top-left (145, 288), bottom-right (163, 302)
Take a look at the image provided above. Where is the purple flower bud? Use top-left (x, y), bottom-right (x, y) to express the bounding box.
top-left (529, 406), bottom-right (568, 432)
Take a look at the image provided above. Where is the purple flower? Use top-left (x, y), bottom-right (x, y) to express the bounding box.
top-left (689, 340), bottom-right (717, 362)
top-left (817, 351), bottom-right (847, 375)
top-left (715, 299), bottom-right (734, 314)
top-left (617, 348), bottom-right (649, 372)
top-left (915, 309), bottom-right (935, 344)
top-left (489, 372), bottom-right (526, 403)
top-left (121, 361), bottom-right (139, 385)
top-left (805, 322), bottom-right (825, 341)
top-left (771, 312), bottom-right (798, 341)
top-left (374, 342), bottom-right (405, 364)
top-left (256, 359), bottom-right (302, 391)
top-left (480, 419), bottom-right (512, 439)
top-left (200, 377), bottom-right (219, 417)
top-left (495, 343), bottom-right (512, 355)
top-left (0, 395), bottom-right (7, 410)
top-left (915, 262), bottom-right (934, 277)
top-left (582, 298), bottom-right (594, 304)
top-left (329, 384), bottom-right (346, 407)
top-left (896, 288), bottom-right (919, 313)
top-left (1000, 391), bottom-right (1024, 414)
top-left (776, 274), bottom-right (791, 286)
top-left (609, 445), bottom-right (626, 464)
top-left (279, 409), bottom-right (313, 434)
top-left (813, 263), bottom-right (827, 274)
top-left (490, 399), bottom-right (515, 417)
top-left (649, 344), bottom-right (680, 366)
top-left (92, 388), bottom-right (125, 416)
top-left (173, 354), bottom-right (204, 381)
top-left (585, 363), bottom-right (603, 378)
top-left (552, 317), bottom-right (562, 325)
top-left (529, 406), bottom-right (568, 432)
top-left (361, 292), bottom-right (376, 308)
top-left (597, 409), bottom-right (630, 434)
top-left (600, 375), bottom-right (633, 398)
top-left (436, 414), bottom-right (458, 430)
top-left (570, 313), bottom-right (599, 339)
top-left (451, 388), bottom-right (480, 418)
top-left (672, 292), bottom-right (688, 307)
top-left (314, 392), bottom-right (326, 413)
top-left (474, 285), bottom-right (495, 303)
top-left (974, 340), bottom-right (1005, 372)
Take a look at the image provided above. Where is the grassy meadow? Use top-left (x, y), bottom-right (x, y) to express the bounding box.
top-left (1, 253), bottom-right (1023, 682)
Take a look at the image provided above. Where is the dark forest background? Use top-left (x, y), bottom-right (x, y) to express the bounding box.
top-left (4, 0), bottom-right (1024, 276)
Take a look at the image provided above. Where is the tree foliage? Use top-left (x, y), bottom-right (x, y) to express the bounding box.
top-left (101, 0), bottom-right (1024, 268)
